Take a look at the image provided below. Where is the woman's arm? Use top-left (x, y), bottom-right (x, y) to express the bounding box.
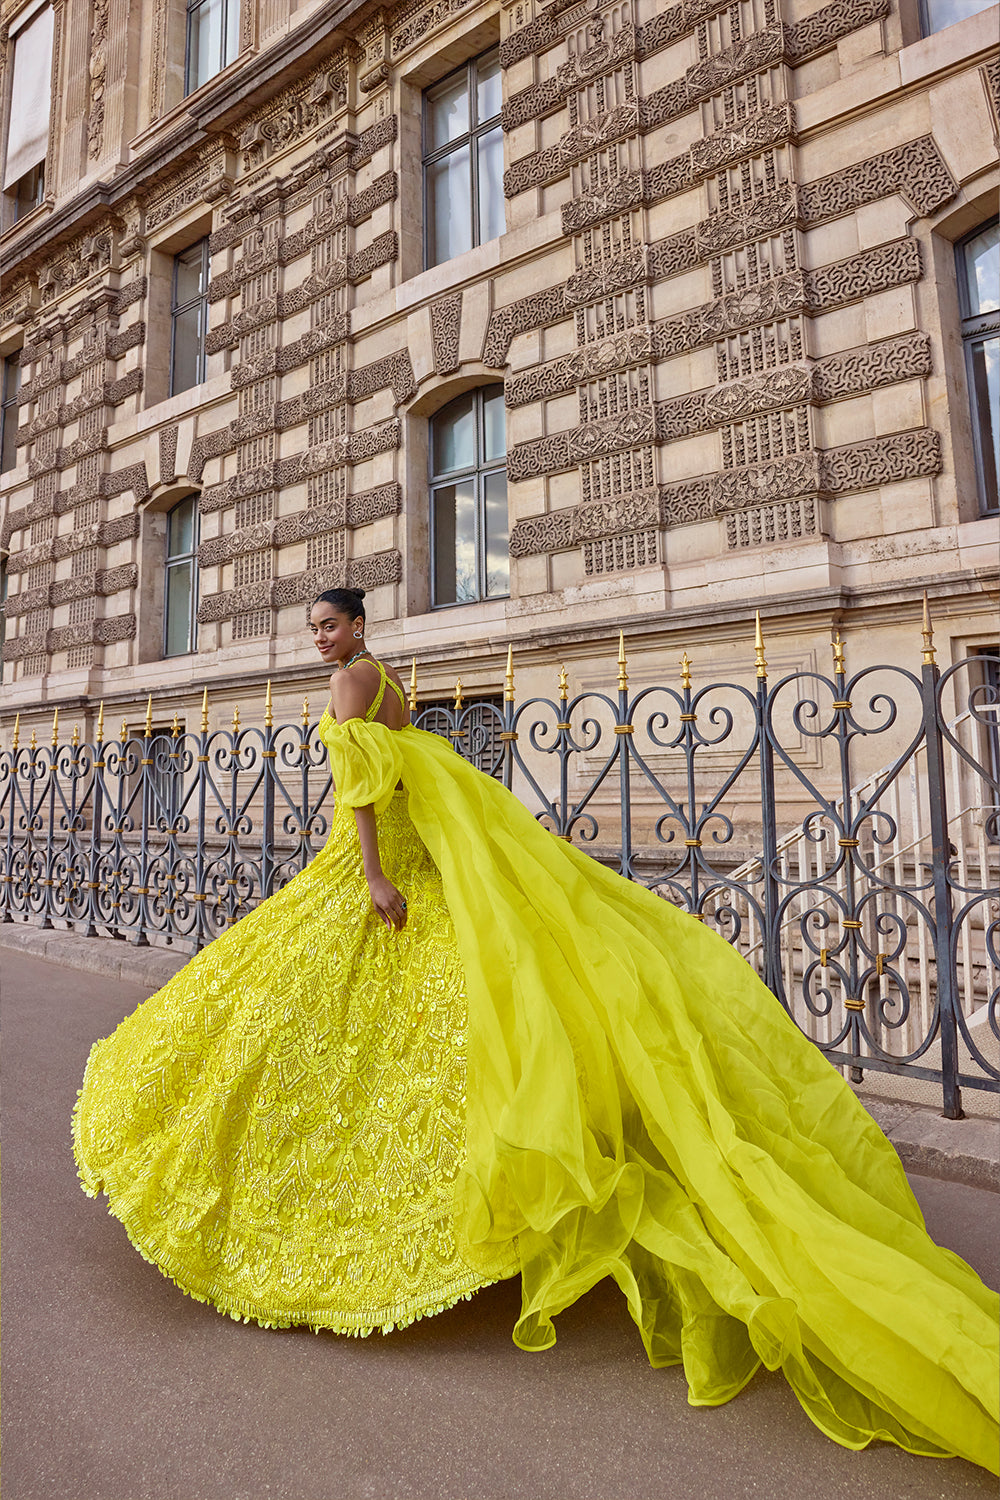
top-left (329, 670), bottom-right (407, 933)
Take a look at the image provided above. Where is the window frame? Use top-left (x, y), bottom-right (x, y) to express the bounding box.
top-left (184, 0), bottom-right (239, 96)
top-left (429, 383), bottom-right (508, 609)
top-left (169, 238), bottom-right (210, 398)
top-left (1, 352), bottom-right (21, 473)
top-left (421, 47), bottom-right (503, 272)
top-left (955, 218), bottom-right (999, 517)
top-left (918, 0), bottom-right (995, 35)
top-left (163, 494), bottom-right (200, 657)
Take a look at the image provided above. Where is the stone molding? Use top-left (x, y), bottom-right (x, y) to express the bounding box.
top-left (197, 550), bottom-right (401, 622)
top-left (195, 484), bottom-right (401, 562)
top-left (188, 418), bottom-right (400, 483)
top-left (509, 430), bottom-right (943, 556)
top-left (17, 370), bottom-right (143, 446)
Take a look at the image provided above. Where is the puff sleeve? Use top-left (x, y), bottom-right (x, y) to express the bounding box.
top-left (321, 717), bottom-right (405, 813)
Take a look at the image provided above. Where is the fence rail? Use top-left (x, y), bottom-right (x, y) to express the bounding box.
top-left (2, 613), bottom-right (997, 1117)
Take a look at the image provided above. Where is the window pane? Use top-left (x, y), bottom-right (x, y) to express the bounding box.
top-left (171, 304), bottom-right (204, 395)
top-left (187, 0), bottom-right (223, 92)
top-left (168, 497), bottom-right (196, 558)
top-left (922, 0), bottom-right (994, 32)
top-left (476, 50), bottom-right (501, 123)
top-left (426, 72), bottom-right (469, 152)
top-left (426, 145), bottom-right (472, 268)
top-left (477, 127), bottom-right (505, 245)
top-left (482, 385), bottom-right (506, 462)
top-left (483, 469), bottom-right (509, 598)
top-left (433, 481), bottom-right (477, 606)
top-left (174, 243), bottom-right (206, 309)
top-left (432, 392), bottom-right (476, 475)
top-left (964, 223), bottom-right (999, 317)
top-left (165, 562), bottom-right (194, 655)
top-left (971, 335), bottom-right (1000, 513)
top-left (224, 0), bottom-right (239, 67)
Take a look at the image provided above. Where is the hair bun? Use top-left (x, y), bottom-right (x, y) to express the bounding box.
top-left (353, 588), bottom-right (367, 600)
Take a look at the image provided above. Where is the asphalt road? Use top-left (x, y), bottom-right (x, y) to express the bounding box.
top-left (2, 947), bottom-right (998, 1500)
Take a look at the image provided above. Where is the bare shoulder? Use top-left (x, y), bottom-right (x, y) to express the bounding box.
top-left (328, 665), bottom-right (374, 722)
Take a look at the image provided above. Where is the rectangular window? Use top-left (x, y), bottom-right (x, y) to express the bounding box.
top-left (1, 353), bottom-right (21, 472)
top-left (423, 48), bottom-right (503, 272)
top-left (919, 0), bottom-right (995, 34)
top-left (170, 240), bottom-right (210, 397)
top-left (2, 3), bottom-right (53, 220)
top-left (164, 495), bottom-right (199, 656)
top-left (430, 385), bottom-right (508, 607)
top-left (185, 0), bottom-right (239, 95)
top-left (957, 221), bottom-right (999, 516)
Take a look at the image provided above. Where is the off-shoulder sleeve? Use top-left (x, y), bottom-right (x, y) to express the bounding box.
top-left (322, 717), bottom-right (405, 812)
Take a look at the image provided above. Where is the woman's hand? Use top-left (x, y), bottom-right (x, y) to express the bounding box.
top-left (367, 872), bottom-right (408, 932)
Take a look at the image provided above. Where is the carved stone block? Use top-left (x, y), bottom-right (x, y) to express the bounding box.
top-left (430, 294), bottom-right (462, 375)
top-left (799, 136), bottom-right (957, 225)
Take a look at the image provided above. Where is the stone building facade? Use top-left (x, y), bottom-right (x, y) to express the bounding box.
top-left (0, 0), bottom-right (997, 757)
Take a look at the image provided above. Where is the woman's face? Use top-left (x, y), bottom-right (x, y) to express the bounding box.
top-left (308, 603), bottom-right (363, 666)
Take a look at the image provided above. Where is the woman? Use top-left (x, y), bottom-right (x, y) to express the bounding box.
top-left (74, 587), bottom-right (999, 1474)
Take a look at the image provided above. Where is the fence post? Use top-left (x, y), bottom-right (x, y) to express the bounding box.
top-left (261, 681), bottom-right (275, 901)
top-left (755, 615), bottom-right (782, 1002)
top-left (617, 632), bottom-right (633, 881)
top-left (921, 602), bottom-right (963, 1119)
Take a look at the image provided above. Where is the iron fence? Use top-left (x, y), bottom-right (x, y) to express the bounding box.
top-left (1, 613), bottom-right (997, 1117)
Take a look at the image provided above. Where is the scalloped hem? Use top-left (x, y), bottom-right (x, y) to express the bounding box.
top-left (72, 1083), bottom-right (520, 1335)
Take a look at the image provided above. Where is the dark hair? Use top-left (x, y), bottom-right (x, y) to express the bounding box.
top-left (312, 587), bottom-right (367, 623)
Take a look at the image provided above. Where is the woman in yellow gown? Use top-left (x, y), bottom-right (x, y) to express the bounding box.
top-left (74, 587), bottom-right (999, 1475)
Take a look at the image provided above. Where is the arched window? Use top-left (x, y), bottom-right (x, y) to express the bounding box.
top-left (956, 220), bottom-right (999, 516)
top-left (430, 385), bottom-right (508, 607)
top-left (163, 495), bottom-right (199, 655)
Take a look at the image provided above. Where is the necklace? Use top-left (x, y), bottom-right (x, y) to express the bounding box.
top-left (340, 649), bottom-right (371, 671)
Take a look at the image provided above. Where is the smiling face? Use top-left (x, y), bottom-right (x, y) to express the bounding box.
top-left (308, 602), bottom-right (365, 666)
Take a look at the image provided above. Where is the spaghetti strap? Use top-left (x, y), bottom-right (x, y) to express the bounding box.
top-left (355, 659), bottom-right (404, 722)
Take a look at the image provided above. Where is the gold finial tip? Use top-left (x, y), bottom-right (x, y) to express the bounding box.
top-left (753, 611), bottom-right (767, 679)
top-left (921, 590), bottom-right (936, 665)
top-left (680, 652), bottom-right (692, 689)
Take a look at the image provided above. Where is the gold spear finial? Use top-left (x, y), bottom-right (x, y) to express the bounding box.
top-left (51, 707), bottom-right (59, 746)
top-left (96, 702), bottom-right (104, 743)
top-left (680, 652), bottom-right (692, 690)
top-left (558, 664), bottom-right (569, 702)
top-left (505, 644), bottom-right (514, 703)
top-left (201, 686), bottom-right (209, 734)
top-left (921, 591), bottom-right (936, 666)
top-left (232, 703), bottom-right (241, 733)
top-left (454, 677), bottom-right (464, 713)
top-left (754, 610), bottom-right (767, 680)
top-left (144, 693), bottom-right (153, 738)
top-left (12, 712), bottom-right (20, 750)
top-left (171, 710), bottom-right (181, 738)
top-left (72, 723), bottom-right (80, 746)
top-left (301, 695), bottom-right (310, 727)
top-left (832, 632), bottom-right (846, 675)
top-left (618, 630), bottom-right (628, 692)
top-left (30, 726), bottom-right (37, 749)
top-left (409, 656), bottom-right (418, 714)
top-left (120, 716), bottom-right (128, 742)
top-left (264, 680), bottom-right (273, 729)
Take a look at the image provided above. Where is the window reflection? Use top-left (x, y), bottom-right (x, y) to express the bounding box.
top-left (957, 221), bottom-right (999, 515)
top-left (423, 48), bottom-right (504, 271)
top-left (430, 386), bottom-right (509, 607)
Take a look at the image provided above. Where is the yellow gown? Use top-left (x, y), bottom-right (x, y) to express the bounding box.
top-left (74, 664), bottom-right (999, 1473)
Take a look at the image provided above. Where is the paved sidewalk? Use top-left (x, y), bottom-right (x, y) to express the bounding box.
top-left (2, 945), bottom-right (998, 1500)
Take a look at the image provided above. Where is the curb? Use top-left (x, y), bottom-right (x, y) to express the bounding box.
top-left (3, 923), bottom-right (997, 1193)
top-left (0, 921), bottom-right (190, 990)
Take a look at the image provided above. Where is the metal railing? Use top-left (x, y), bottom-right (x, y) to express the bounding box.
top-left (1, 611), bottom-right (997, 1117)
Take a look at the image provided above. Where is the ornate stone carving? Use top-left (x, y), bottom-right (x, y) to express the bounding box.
top-left (582, 529), bottom-right (658, 577)
top-left (573, 491), bottom-right (661, 543)
top-left (87, 0), bottom-right (109, 159)
top-left (2, 633), bottom-right (47, 662)
top-left (785, 0), bottom-right (889, 62)
top-left (430, 294), bottom-right (462, 375)
top-left (821, 429), bottom-right (941, 492)
top-left (482, 286), bottom-right (566, 368)
top-left (694, 183), bottom-right (798, 260)
top-left (199, 524), bottom-right (274, 567)
top-left (799, 137), bottom-right (957, 225)
top-left (725, 497), bottom-right (823, 550)
top-left (509, 509), bottom-right (576, 559)
top-left (346, 483), bottom-right (402, 527)
top-left (390, 0), bottom-right (477, 57)
top-left (96, 563), bottom-right (139, 596)
top-left (350, 350), bottom-right (416, 404)
top-left (38, 228), bottom-right (114, 303)
top-left (93, 613), bottom-right (137, 645)
top-left (506, 328), bottom-right (654, 407)
top-left (501, 77), bottom-right (563, 133)
top-left (983, 58), bottom-right (1000, 131)
top-left (805, 237), bottom-right (922, 307)
top-left (812, 333), bottom-right (931, 401)
top-left (3, 584), bottom-right (50, 618)
top-left (711, 454), bottom-right (821, 513)
top-left (564, 246), bottom-right (648, 308)
top-left (347, 550), bottom-right (403, 589)
top-left (159, 425), bottom-right (179, 485)
top-left (238, 56), bottom-right (348, 169)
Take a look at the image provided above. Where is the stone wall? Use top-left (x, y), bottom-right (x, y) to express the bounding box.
top-left (0, 0), bottom-right (997, 740)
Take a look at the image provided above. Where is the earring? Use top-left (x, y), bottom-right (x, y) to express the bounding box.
top-left (353, 629), bottom-right (363, 638)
